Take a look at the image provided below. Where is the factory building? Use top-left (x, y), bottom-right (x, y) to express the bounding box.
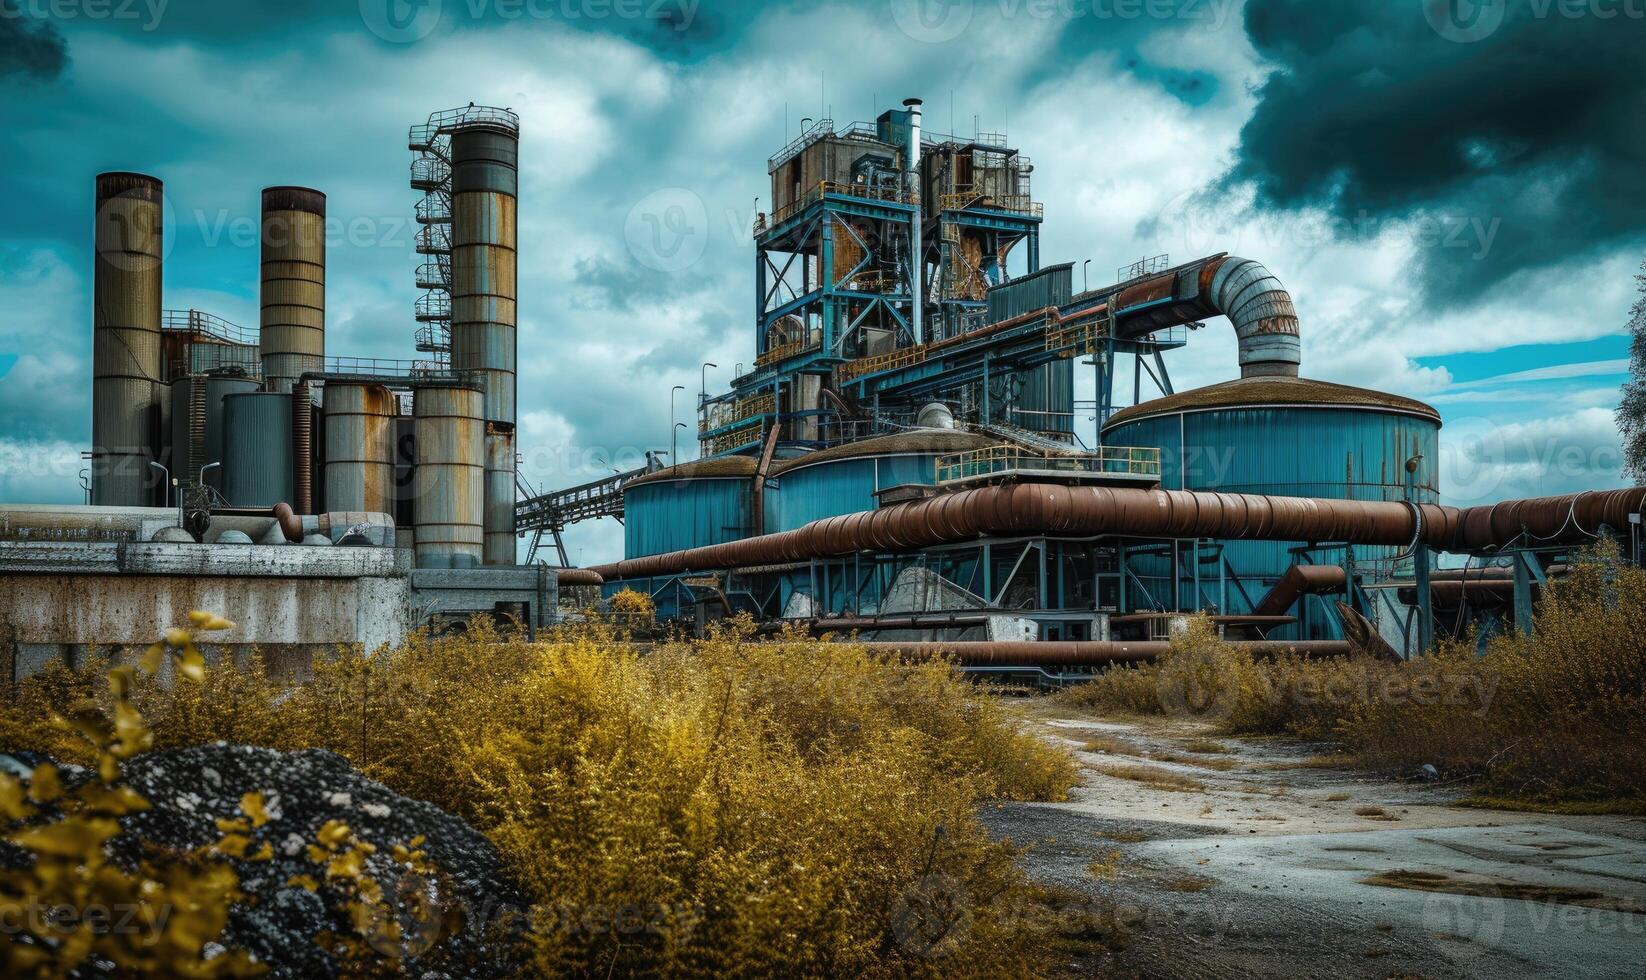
top-left (3, 98), bottom-right (1641, 684)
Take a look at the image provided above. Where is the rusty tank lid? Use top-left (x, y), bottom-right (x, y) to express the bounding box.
top-left (1102, 375), bottom-right (1441, 430)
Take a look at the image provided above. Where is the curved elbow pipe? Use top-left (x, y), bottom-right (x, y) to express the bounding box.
top-left (1207, 256), bottom-right (1300, 378)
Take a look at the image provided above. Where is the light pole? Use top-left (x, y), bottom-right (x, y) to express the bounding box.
top-left (1083, 259), bottom-right (1091, 293)
top-left (148, 461), bottom-right (172, 507)
top-left (674, 422), bottom-right (688, 464)
top-left (700, 362), bottom-right (718, 405)
top-left (199, 461), bottom-right (221, 487)
top-left (670, 385), bottom-right (685, 462)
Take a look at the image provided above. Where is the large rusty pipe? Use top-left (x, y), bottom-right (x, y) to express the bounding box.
top-left (589, 483), bottom-right (1646, 581)
top-left (556, 568), bottom-right (604, 587)
top-left (840, 639), bottom-right (1354, 668)
top-left (1252, 564), bottom-right (1346, 617)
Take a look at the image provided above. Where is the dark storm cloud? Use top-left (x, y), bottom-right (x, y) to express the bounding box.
top-left (1227, 0), bottom-right (1646, 305)
top-left (0, 1), bottom-right (69, 80)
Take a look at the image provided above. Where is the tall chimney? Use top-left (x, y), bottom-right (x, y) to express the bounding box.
top-left (259, 187), bottom-right (326, 393)
top-left (92, 172), bottom-right (164, 506)
top-left (904, 98), bottom-right (924, 345)
top-left (449, 118), bottom-right (519, 564)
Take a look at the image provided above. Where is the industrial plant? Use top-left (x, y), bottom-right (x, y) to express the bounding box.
top-left (2, 99), bottom-right (1641, 681)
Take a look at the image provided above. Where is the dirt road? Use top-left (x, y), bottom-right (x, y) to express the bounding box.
top-left (981, 704), bottom-right (1646, 978)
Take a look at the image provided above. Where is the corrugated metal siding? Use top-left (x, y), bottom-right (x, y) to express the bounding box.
top-left (987, 263), bottom-right (1072, 322)
top-left (1012, 361), bottom-right (1075, 435)
top-left (771, 454), bottom-right (938, 532)
top-left (1106, 405), bottom-right (1440, 625)
top-left (624, 478), bottom-right (752, 559)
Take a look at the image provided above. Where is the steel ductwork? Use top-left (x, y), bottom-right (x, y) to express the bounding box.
top-left (1107, 254), bottom-right (1300, 379)
top-left (589, 483), bottom-right (1646, 581)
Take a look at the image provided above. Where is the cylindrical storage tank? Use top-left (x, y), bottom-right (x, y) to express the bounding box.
top-left (259, 187), bottom-right (326, 393)
top-left (220, 391), bottom-right (295, 508)
top-left (622, 457), bottom-right (756, 560)
top-left (170, 372), bottom-right (259, 492)
top-left (483, 425), bottom-right (516, 565)
top-left (323, 382), bottom-right (397, 516)
top-left (765, 430), bottom-right (996, 534)
top-left (412, 385), bottom-right (484, 568)
top-left (449, 123), bottom-right (518, 426)
top-left (1101, 376), bottom-right (1441, 627)
top-left (92, 172), bottom-right (165, 506)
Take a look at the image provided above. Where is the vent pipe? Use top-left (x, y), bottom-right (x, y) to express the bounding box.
top-left (92, 172), bottom-right (165, 506)
top-left (904, 97), bottom-right (923, 345)
top-left (1108, 254), bottom-right (1301, 378)
top-left (259, 186), bottom-right (326, 393)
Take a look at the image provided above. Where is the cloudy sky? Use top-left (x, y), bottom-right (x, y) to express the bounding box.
top-left (2, 0), bottom-right (1642, 563)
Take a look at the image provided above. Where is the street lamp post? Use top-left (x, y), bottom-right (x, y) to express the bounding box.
top-left (670, 385), bottom-right (686, 463)
top-left (700, 362), bottom-right (718, 405)
top-left (674, 422), bottom-right (688, 464)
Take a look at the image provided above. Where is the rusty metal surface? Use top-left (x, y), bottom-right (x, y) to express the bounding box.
top-left (450, 126), bottom-right (518, 427)
top-left (483, 425), bottom-right (516, 565)
top-left (412, 386), bottom-right (484, 568)
top-left (322, 382), bottom-right (397, 515)
top-left (590, 483), bottom-right (1646, 581)
top-left (1252, 564), bottom-right (1347, 617)
top-left (93, 171), bottom-right (165, 506)
top-left (259, 189), bottom-right (326, 392)
top-left (554, 568), bottom-right (604, 587)
top-left (292, 380), bottom-right (314, 513)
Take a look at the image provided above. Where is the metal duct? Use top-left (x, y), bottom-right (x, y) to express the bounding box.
top-left (1252, 564), bottom-right (1347, 617)
top-left (412, 384), bottom-right (485, 568)
top-left (589, 483), bottom-right (1646, 581)
top-left (92, 172), bottom-right (165, 506)
top-left (322, 382), bottom-right (397, 516)
top-left (903, 97), bottom-right (923, 344)
top-left (556, 568), bottom-right (604, 587)
top-left (1101, 253), bottom-right (1301, 379)
top-left (259, 186), bottom-right (326, 393)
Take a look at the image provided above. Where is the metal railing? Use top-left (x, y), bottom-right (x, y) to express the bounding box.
top-left (162, 309), bottom-right (256, 345)
top-left (415, 195), bottom-right (451, 224)
top-left (768, 117), bottom-right (835, 170)
top-left (415, 224), bottom-right (450, 255)
top-left (754, 339), bottom-right (819, 368)
top-left (700, 392), bottom-right (775, 434)
top-left (414, 293), bottom-right (450, 321)
top-left (935, 444), bottom-right (1161, 484)
top-left (766, 180), bottom-right (914, 229)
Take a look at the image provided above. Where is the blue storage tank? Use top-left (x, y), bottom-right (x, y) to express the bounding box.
top-left (765, 429), bottom-right (996, 533)
top-left (622, 457), bottom-right (756, 559)
top-left (1101, 376), bottom-right (1441, 625)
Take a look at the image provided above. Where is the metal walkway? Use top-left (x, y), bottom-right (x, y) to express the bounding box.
top-left (515, 464), bottom-right (652, 565)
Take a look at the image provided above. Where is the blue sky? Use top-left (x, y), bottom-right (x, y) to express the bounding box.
top-left (1, 0), bottom-right (1641, 563)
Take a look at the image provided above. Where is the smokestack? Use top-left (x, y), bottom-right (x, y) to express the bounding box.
top-left (904, 97), bottom-right (923, 345)
top-left (259, 186), bottom-right (326, 393)
top-left (449, 116), bottom-right (519, 564)
top-left (92, 172), bottom-right (165, 506)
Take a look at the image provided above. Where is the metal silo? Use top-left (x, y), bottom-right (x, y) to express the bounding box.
top-left (259, 187), bottom-right (326, 393)
top-left (323, 382), bottom-right (397, 515)
top-left (221, 391), bottom-right (296, 507)
top-left (1102, 375), bottom-right (1441, 626)
top-left (170, 372), bottom-right (258, 492)
top-left (412, 384), bottom-right (484, 568)
top-left (92, 172), bottom-right (165, 506)
top-left (450, 118), bottom-right (518, 562)
top-left (483, 425), bottom-right (515, 565)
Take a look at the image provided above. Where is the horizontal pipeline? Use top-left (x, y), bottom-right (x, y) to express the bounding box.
top-left (839, 639), bottom-right (1354, 668)
top-left (589, 483), bottom-right (1646, 581)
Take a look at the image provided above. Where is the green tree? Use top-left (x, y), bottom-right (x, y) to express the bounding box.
top-left (1617, 259), bottom-right (1646, 481)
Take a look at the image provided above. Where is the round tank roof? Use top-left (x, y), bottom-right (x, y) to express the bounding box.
top-left (625, 455), bottom-right (758, 489)
top-left (1102, 376), bottom-right (1441, 431)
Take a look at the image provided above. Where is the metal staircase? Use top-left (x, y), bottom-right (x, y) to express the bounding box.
top-left (407, 105), bottom-right (522, 367)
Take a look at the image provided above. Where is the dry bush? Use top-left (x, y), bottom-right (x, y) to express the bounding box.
top-left (1056, 546), bottom-right (1646, 809)
top-left (3, 614), bottom-right (1080, 977)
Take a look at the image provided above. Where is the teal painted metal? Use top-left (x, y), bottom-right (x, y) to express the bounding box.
top-left (987, 263), bottom-right (1072, 322)
top-left (1012, 360), bottom-right (1075, 436)
top-left (766, 453), bottom-right (940, 533)
top-left (623, 477), bottom-right (752, 559)
top-left (1104, 403), bottom-right (1440, 630)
